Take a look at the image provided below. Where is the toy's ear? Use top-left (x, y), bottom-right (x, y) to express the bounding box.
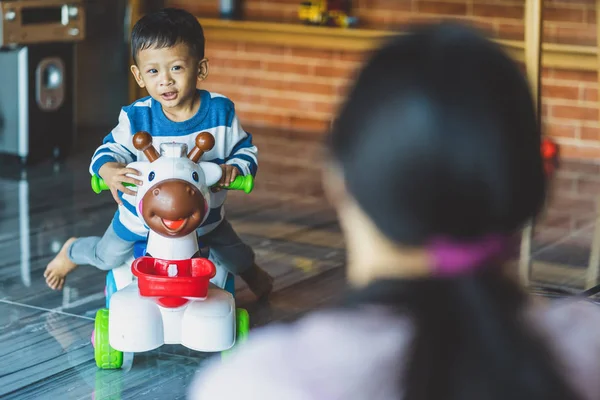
top-left (125, 161), bottom-right (149, 181)
top-left (199, 162), bottom-right (222, 187)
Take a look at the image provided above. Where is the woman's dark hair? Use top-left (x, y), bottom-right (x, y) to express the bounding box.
top-left (131, 8), bottom-right (205, 64)
top-left (330, 22), bottom-right (580, 400)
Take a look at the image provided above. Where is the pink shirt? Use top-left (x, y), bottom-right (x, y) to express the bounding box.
top-left (188, 298), bottom-right (600, 400)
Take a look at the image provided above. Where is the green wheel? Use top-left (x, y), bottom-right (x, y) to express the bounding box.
top-left (221, 308), bottom-right (250, 361)
top-left (236, 308), bottom-right (250, 343)
top-left (94, 308), bottom-right (123, 369)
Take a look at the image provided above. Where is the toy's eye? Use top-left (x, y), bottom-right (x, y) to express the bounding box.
top-left (192, 171), bottom-right (199, 182)
top-left (148, 171), bottom-right (155, 181)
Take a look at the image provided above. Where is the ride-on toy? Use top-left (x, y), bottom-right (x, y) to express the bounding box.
top-left (91, 131), bottom-right (253, 369)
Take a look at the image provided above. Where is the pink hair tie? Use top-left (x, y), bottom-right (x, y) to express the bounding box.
top-left (428, 234), bottom-right (510, 276)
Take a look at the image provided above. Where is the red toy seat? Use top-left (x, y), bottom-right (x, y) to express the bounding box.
top-left (132, 257), bottom-right (216, 307)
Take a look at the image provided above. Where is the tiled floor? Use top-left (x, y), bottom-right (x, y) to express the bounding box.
top-left (0, 129), bottom-right (598, 399)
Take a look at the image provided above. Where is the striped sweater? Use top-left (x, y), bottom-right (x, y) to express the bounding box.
top-left (89, 89), bottom-right (258, 241)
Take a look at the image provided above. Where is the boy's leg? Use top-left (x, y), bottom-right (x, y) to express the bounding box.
top-left (201, 219), bottom-right (273, 299)
top-left (44, 222), bottom-right (136, 290)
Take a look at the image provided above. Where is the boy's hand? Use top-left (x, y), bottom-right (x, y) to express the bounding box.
top-left (212, 164), bottom-right (239, 192)
top-left (98, 162), bottom-right (143, 205)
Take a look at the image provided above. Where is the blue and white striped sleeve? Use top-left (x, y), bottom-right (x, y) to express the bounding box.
top-left (89, 108), bottom-right (138, 177)
top-left (110, 201), bottom-right (149, 242)
top-left (225, 111), bottom-right (258, 178)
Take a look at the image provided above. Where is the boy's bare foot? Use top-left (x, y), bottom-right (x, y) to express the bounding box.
top-left (44, 237), bottom-right (78, 290)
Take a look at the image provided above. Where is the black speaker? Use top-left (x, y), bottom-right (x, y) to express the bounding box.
top-left (0, 42), bottom-right (75, 165)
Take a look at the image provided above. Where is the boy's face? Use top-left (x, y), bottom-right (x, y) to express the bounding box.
top-left (130, 42), bottom-right (208, 111)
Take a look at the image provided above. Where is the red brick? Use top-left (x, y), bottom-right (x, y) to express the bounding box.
top-left (542, 69), bottom-right (553, 79)
top-left (360, 0), bottom-right (412, 11)
top-left (206, 73), bottom-right (241, 86)
top-left (335, 51), bottom-right (369, 63)
top-left (472, 4), bottom-right (523, 19)
top-left (314, 65), bottom-right (354, 79)
top-left (255, 8), bottom-right (297, 23)
top-left (551, 105), bottom-right (598, 121)
top-left (168, 1), bottom-right (218, 16)
top-left (543, 84), bottom-right (580, 101)
top-left (586, 9), bottom-right (596, 24)
top-left (236, 91), bottom-right (264, 105)
top-left (262, 96), bottom-right (313, 111)
top-left (265, 61), bottom-right (313, 75)
top-left (581, 126), bottom-right (600, 141)
top-left (560, 144), bottom-right (600, 159)
top-left (551, 69), bottom-right (597, 82)
top-left (551, 175), bottom-right (576, 193)
top-left (543, 25), bottom-right (558, 44)
top-left (541, 211), bottom-right (572, 229)
top-left (544, 122), bottom-right (578, 139)
top-left (240, 76), bottom-right (285, 91)
top-left (551, 26), bottom-right (597, 46)
top-left (496, 23), bottom-right (524, 41)
top-left (288, 47), bottom-right (334, 60)
top-left (543, 6), bottom-right (585, 23)
top-left (336, 82), bottom-right (354, 97)
top-left (206, 41), bottom-right (240, 53)
top-left (552, 0), bottom-right (598, 5)
top-left (226, 59), bottom-right (262, 70)
top-left (418, 1), bottom-right (467, 15)
top-left (285, 80), bottom-right (336, 96)
top-left (577, 177), bottom-right (600, 197)
top-left (311, 100), bottom-right (339, 115)
top-left (244, 1), bottom-right (297, 21)
top-left (560, 160), bottom-right (600, 174)
top-left (289, 116), bottom-right (330, 132)
top-left (242, 43), bottom-right (286, 56)
top-left (237, 110), bottom-right (289, 129)
top-left (583, 87), bottom-right (598, 102)
top-left (207, 48), bottom-right (239, 61)
top-left (541, 103), bottom-right (549, 118)
top-left (549, 194), bottom-right (595, 214)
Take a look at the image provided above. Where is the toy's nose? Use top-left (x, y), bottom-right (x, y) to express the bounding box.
top-left (152, 181), bottom-right (197, 198)
top-left (148, 180), bottom-right (204, 218)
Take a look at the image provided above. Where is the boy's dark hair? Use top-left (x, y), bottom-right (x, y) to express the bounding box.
top-left (332, 21), bottom-right (582, 400)
top-left (130, 8), bottom-right (205, 64)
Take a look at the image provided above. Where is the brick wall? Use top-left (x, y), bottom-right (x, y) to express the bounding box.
top-left (203, 41), bottom-right (359, 133)
top-left (171, 0), bottom-right (597, 45)
top-left (156, 0), bottom-right (600, 250)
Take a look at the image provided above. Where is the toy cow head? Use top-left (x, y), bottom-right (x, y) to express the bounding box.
top-left (127, 131), bottom-right (222, 238)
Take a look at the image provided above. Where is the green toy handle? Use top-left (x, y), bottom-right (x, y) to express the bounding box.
top-left (90, 175), bottom-right (134, 194)
top-left (90, 174), bottom-right (254, 194)
top-left (224, 174), bottom-right (254, 194)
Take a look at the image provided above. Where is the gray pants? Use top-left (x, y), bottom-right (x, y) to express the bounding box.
top-left (67, 219), bottom-right (255, 275)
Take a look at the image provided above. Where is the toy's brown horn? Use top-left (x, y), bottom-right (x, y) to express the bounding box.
top-left (133, 131), bottom-right (160, 162)
top-left (188, 132), bottom-right (215, 163)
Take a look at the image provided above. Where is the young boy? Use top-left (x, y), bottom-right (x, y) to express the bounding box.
top-left (43, 8), bottom-right (273, 299)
